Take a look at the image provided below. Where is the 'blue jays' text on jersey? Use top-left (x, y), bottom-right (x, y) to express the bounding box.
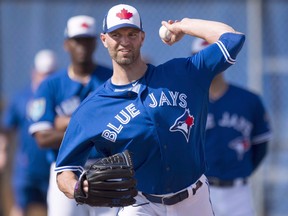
top-left (2, 87), bottom-right (50, 185)
top-left (56, 33), bottom-right (245, 195)
top-left (28, 65), bottom-right (112, 163)
top-left (205, 85), bottom-right (271, 180)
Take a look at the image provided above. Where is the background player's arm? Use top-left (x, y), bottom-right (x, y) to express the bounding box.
top-left (0, 133), bottom-right (8, 171)
top-left (251, 142), bottom-right (268, 172)
top-left (0, 125), bottom-right (18, 171)
top-left (34, 116), bottom-right (70, 149)
top-left (34, 129), bottom-right (65, 149)
top-left (54, 116), bottom-right (71, 132)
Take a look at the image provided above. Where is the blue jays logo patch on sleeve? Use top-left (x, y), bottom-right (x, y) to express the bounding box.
top-left (169, 109), bottom-right (194, 142)
top-left (28, 98), bottom-right (46, 122)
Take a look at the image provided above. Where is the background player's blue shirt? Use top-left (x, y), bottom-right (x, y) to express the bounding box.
top-left (205, 84), bottom-right (271, 180)
top-left (2, 87), bottom-right (50, 185)
top-left (56, 33), bottom-right (245, 194)
top-left (28, 65), bottom-right (112, 163)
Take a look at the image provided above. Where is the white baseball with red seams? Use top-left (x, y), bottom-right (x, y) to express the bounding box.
top-left (159, 25), bottom-right (171, 41)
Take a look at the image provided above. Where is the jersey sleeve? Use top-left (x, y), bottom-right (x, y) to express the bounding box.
top-left (28, 79), bottom-right (56, 135)
top-left (250, 96), bottom-right (271, 171)
top-left (218, 32), bottom-right (246, 61)
top-left (251, 96), bottom-right (272, 145)
top-left (189, 33), bottom-right (245, 89)
top-left (55, 114), bottom-right (93, 175)
top-left (203, 32), bottom-right (245, 69)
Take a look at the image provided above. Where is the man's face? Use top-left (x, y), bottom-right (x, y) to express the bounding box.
top-left (65, 37), bottom-right (96, 64)
top-left (101, 28), bottom-right (144, 65)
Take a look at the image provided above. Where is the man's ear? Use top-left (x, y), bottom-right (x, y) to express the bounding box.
top-left (63, 40), bottom-right (70, 51)
top-left (140, 31), bottom-right (145, 47)
top-left (100, 33), bottom-right (108, 48)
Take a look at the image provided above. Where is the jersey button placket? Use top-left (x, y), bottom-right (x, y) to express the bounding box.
top-left (165, 166), bottom-right (171, 192)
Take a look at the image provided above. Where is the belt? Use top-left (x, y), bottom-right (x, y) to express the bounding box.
top-left (142, 180), bottom-right (203, 205)
top-left (208, 177), bottom-right (247, 187)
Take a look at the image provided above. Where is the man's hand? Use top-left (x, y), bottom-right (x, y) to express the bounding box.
top-left (57, 171), bottom-right (78, 199)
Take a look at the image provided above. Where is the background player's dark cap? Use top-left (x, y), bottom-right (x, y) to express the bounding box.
top-left (103, 4), bottom-right (143, 33)
top-left (64, 15), bottom-right (97, 39)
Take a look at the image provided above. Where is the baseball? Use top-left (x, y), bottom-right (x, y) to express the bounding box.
top-left (159, 25), bottom-right (171, 41)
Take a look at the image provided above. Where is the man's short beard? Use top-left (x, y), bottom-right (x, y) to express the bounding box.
top-left (111, 49), bottom-right (140, 65)
top-left (116, 58), bottom-right (133, 65)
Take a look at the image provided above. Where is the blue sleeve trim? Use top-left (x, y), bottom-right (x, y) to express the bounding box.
top-left (219, 33), bottom-right (246, 60)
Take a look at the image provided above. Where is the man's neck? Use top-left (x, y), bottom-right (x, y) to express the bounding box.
top-left (111, 60), bottom-right (147, 85)
top-left (68, 63), bottom-right (95, 84)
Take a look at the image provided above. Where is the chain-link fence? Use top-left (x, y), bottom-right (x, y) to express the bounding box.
top-left (0, 1), bottom-right (287, 216)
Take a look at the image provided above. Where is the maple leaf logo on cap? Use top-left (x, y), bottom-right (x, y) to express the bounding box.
top-left (116, 8), bottom-right (133, 20)
top-left (81, 22), bottom-right (90, 29)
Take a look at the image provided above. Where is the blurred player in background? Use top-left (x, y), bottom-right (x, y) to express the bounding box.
top-left (28, 15), bottom-right (116, 216)
top-left (0, 130), bottom-right (8, 216)
top-left (191, 38), bottom-right (272, 216)
top-left (0, 133), bottom-right (7, 173)
top-left (1, 49), bottom-right (57, 216)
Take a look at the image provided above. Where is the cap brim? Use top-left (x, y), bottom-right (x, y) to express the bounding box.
top-left (66, 34), bottom-right (96, 39)
top-left (104, 23), bottom-right (142, 33)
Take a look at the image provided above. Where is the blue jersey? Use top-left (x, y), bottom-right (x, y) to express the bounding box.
top-left (28, 65), bottom-right (112, 162)
top-left (2, 87), bottom-right (50, 184)
top-left (56, 33), bottom-right (245, 195)
top-left (205, 85), bottom-right (271, 179)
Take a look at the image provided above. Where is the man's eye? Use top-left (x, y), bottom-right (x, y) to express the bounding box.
top-left (109, 33), bottom-right (118, 37)
top-left (129, 33), bottom-right (138, 37)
